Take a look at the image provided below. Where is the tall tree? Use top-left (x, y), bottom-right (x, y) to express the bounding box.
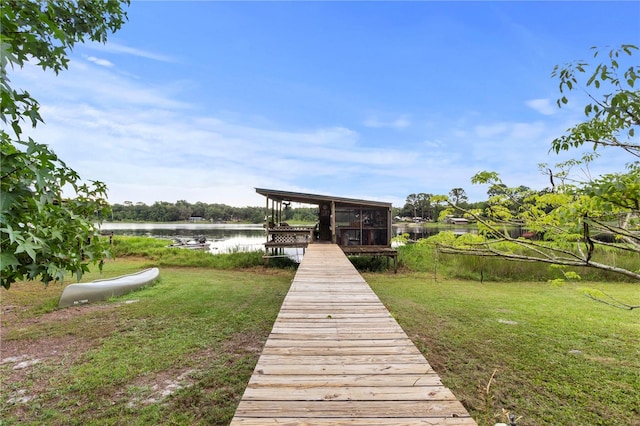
top-left (1, 1), bottom-right (130, 289)
top-left (416, 193), bottom-right (433, 219)
top-left (405, 193), bottom-right (419, 218)
top-left (436, 45), bottom-right (639, 308)
top-left (448, 188), bottom-right (468, 206)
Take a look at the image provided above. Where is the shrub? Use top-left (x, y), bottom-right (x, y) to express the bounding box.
top-left (111, 236), bottom-right (267, 269)
top-left (398, 234), bottom-right (640, 282)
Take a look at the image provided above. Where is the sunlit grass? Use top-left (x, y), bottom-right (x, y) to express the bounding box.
top-left (1, 260), bottom-right (293, 425)
top-left (2, 236), bottom-right (638, 425)
top-left (367, 272), bottom-right (640, 426)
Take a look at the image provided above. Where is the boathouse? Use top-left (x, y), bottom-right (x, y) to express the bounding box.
top-left (256, 188), bottom-right (397, 266)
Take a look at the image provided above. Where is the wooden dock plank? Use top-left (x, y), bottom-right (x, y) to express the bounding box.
top-left (234, 400), bottom-right (471, 418)
top-left (231, 419), bottom-right (477, 426)
top-left (241, 386), bottom-right (459, 401)
top-left (246, 374), bottom-right (443, 387)
top-left (263, 339), bottom-right (418, 348)
top-left (251, 364), bottom-right (437, 376)
top-left (230, 244), bottom-right (476, 425)
top-left (261, 346), bottom-right (422, 356)
top-left (267, 332), bottom-right (411, 340)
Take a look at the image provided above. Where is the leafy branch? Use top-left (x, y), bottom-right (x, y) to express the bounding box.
top-left (1, 1), bottom-right (129, 289)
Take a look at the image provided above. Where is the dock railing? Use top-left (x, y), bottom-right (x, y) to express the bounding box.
top-left (263, 226), bottom-right (315, 262)
top-left (264, 226), bottom-right (314, 249)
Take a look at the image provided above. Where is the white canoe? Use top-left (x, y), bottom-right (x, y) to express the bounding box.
top-left (58, 268), bottom-right (160, 308)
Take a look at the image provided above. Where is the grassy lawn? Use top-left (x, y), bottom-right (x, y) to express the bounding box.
top-left (367, 273), bottom-right (640, 426)
top-left (1, 259), bottom-right (293, 425)
top-left (2, 244), bottom-right (638, 425)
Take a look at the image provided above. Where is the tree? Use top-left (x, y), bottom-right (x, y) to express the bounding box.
top-left (416, 193), bottom-right (433, 220)
top-left (435, 45), bottom-right (639, 309)
top-left (405, 193), bottom-right (419, 218)
top-left (1, 1), bottom-right (130, 289)
top-left (448, 188), bottom-right (468, 206)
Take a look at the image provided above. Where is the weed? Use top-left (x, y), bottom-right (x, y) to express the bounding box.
top-left (477, 368), bottom-right (499, 426)
top-left (398, 238), bottom-right (640, 282)
top-left (348, 255), bottom-right (389, 272)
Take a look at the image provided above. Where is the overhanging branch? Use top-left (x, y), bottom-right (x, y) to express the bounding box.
top-left (440, 201), bottom-right (640, 282)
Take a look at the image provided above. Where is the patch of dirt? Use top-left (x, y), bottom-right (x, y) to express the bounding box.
top-left (3, 303), bottom-right (118, 328)
top-left (115, 331), bottom-right (267, 411)
top-left (1, 300), bottom-right (269, 421)
top-left (123, 368), bottom-right (199, 407)
top-left (0, 303), bottom-right (126, 411)
top-left (222, 330), bottom-right (266, 356)
top-left (1, 303), bottom-right (120, 354)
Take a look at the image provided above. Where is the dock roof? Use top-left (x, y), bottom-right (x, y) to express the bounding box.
top-left (255, 188), bottom-right (392, 209)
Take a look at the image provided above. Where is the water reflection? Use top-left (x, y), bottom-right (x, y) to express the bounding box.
top-left (392, 224), bottom-right (525, 240)
top-left (99, 223), bottom-right (266, 255)
top-left (392, 224), bottom-right (477, 240)
top-left (100, 222), bottom-right (521, 258)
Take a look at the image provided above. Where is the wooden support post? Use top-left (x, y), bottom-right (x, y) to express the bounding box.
top-left (387, 207), bottom-right (393, 246)
top-left (331, 201), bottom-right (336, 244)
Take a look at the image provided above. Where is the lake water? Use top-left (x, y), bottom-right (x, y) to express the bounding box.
top-left (99, 223), bottom-right (268, 255)
top-left (100, 222), bottom-right (485, 258)
top-left (393, 224), bottom-right (478, 240)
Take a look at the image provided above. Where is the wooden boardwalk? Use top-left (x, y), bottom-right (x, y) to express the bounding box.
top-left (230, 244), bottom-right (476, 425)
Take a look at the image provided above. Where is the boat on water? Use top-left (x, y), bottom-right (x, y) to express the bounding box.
top-left (168, 236), bottom-right (211, 250)
top-left (58, 268), bottom-right (160, 308)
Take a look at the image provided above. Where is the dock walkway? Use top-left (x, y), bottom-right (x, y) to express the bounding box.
top-left (231, 244), bottom-right (476, 425)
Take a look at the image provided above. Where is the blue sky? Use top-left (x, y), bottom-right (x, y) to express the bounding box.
top-left (12, 1), bottom-right (640, 207)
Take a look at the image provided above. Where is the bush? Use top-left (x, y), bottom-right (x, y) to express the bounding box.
top-left (398, 234), bottom-right (640, 282)
top-left (110, 236), bottom-right (267, 269)
top-left (348, 256), bottom-right (389, 272)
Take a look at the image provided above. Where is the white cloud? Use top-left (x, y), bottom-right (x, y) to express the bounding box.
top-left (17, 60), bottom-right (419, 205)
top-left (87, 41), bottom-right (176, 63)
top-left (509, 121), bottom-right (546, 140)
top-left (10, 42), bottom-right (630, 208)
top-left (85, 56), bottom-right (114, 67)
top-left (421, 139), bottom-right (443, 149)
top-left (526, 98), bottom-right (557, 116)
top-left (363, 116), bottom-right (411, 129)
top-left (474, 123), bottom-right (508, 138)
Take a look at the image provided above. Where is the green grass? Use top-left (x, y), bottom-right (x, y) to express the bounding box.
top-left (397, 239), bottom-right (640, 282)
top-left (2, 236), bottom-right (638, 425)
top-left (367, 272), bottom-right (640, 426)
top-left (1, 260), bottom-right (293, 425)
top-left (110, 236), bottom-right (277, 270)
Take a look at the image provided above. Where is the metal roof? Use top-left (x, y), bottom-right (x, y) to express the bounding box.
top-left (255, 188), bottom-right (392, 209)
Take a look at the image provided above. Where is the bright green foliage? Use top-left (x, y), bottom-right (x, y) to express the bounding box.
top-left (436, 45), bottom-right (640, 297)
top-left (1, 1), bottom-right (130, 288)
top-left (551, 44), bottom-right (639, 155)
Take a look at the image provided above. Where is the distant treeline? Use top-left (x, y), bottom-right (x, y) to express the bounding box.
top-left (109, 201), bottom-right (318, 223)
top-left (109, 199), bottom-right (491, 223)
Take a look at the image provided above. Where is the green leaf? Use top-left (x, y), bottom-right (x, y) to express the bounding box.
top-left (584, 104), bottom-right (592, 116)
top-left (15, 241), bottom-right (39, 262)
top-left (0, 253), bottom-right (20, 269)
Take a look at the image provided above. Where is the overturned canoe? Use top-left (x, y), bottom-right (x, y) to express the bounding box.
top-left (58, 268), bottom-right (160, 308)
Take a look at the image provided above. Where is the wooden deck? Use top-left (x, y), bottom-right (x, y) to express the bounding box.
top-left (230, 244), bottom-right (476, 425)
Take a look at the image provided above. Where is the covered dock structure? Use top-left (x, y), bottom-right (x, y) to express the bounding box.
top-left (255, 188), bottom-right (397, 267)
